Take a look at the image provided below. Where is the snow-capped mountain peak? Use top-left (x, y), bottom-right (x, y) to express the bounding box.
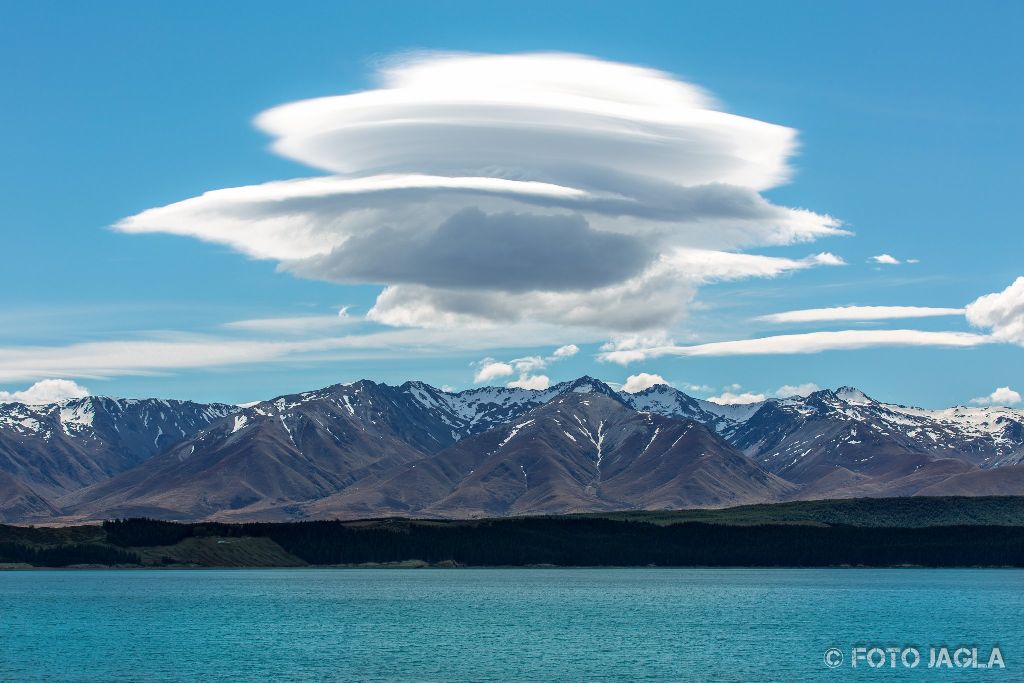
top-left (835, 386), bottom-right (872, 404)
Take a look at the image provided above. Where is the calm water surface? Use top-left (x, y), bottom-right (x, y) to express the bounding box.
top-left (1, 568), bottom-right (1021, 681)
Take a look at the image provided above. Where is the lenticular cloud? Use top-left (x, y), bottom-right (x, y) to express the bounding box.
top-left (116, 52), bottom-right (844, 330)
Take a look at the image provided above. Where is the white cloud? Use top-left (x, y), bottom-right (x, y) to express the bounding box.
top-left (870, 254), bottom-right (901, 265)
top-left (507, 374), bottom-right (550, 390)
top-left (0, 379), bottom-right (91, 405)
top-left (774, 383), bottom-right (820, 397)
top-left (473, 359), bottom-right (516, 383)
top-left (473, 344), bottom-right (581, 386)
top-left (705, 383), bottom-right (765, 404)
top-left (551, 344), bottom-right (579, 359)
top-left (707, 390), bottom-right (766, 405)
top-left (601, 336), bottom-right (667, 353)
top-left (224, 308), bottom-right (357, 334)
top-left (621, 373), bottom-right (669, 393)
top-left (970, 386), bottom-right (1022, 406)
top-left (365, 263), bottom-right (701, 331)
top-left (663, 249), bottom-right (845, 283)
top-left (511, 356), bottom-right (547, 374)
top-left (588, 276), bottom-right (1022, 367)
top-left (758, 305), bottom-right (966, 324)
top-left (598, 329), bottom-right (989, 364)
top-left (115, 52), bottom-right (843, 332)
top-left (0, 324), bottom-right (597, 383)
top-left (966, 276), bottom-right (1024, 344)
top-left (0, 337), bottom-right (364, 382)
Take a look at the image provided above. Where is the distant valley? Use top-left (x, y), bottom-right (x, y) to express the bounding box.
top-left (2, 377), bottom-right (1023, 523)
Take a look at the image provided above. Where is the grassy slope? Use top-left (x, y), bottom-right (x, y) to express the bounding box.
top-left (0, 523), bottom-right (107, 546)
top-left (134, 536), bottom-right (307, 567)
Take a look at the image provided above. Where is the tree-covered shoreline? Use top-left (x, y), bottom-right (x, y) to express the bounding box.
top-left (3, 497), bottom-right (1024, 568)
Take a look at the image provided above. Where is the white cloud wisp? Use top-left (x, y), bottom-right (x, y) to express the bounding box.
top-left (599, 329), bottom-right (990, 364)
top-left (0, 323), bottom-right (598, 384)
top-left (758, 305), bottom-right (966, 324)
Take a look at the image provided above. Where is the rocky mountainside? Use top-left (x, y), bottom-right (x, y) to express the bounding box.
top-left (727, 387), bottom-right (1023, 496)
top-left (57, 381), bottom-right (442, 521)
top-left (0, 396), bottom-right (235, 521)
top-left (300, 392), bottom-right (793, 520)
top-left (57, 378), bottom-right (638, 521)
top-left (3, 377), bottom-right (1024, 523)
top-left (621, 383), bottom-right (1024, 499)
top-left (622, 383), bottom-right (763, 432)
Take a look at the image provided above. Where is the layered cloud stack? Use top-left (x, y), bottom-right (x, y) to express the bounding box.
top-left (0, 53), bottom-right (1021, 385)
top-left (116, 52), bottom-right (844, 332)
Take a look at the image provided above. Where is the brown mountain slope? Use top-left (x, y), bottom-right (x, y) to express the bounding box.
top-left (0, 397), bottom-right (236, 518)
top-left (303, 393), bottom-right (795, 519)
top-left (0, 471), bottom-right (60, 523)
top-left (58, 385), bottom-right (433, 521)
top-left (913, 464), bottom-right (1024, 497)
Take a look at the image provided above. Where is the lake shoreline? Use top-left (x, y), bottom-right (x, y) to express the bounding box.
top-left (5, 563), bottom-right (1024, 571)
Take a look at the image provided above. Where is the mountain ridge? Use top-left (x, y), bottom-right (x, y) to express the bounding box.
top-left (3, 377), bottom-right (1024, 523)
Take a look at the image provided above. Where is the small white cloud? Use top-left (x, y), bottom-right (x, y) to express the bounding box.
top-left (508, 374), bottom-right (550, 390)
top-left (906, 258), bottom-right (920, 264)
top-left (598, 334), bottom-right (673, 364)
top-left (809, 252), bottom-right (846, 266)
top-left (970, 386), bottom-right (1022, 406)
top-left (774, 383), bottom-right (819, 397)
top-left (966, 276), bottom-right (1024, 345)
top-left (621, 373), bottom-right (669, 393)
top-left (551, 344), bottom-right (579, 359)
top-left (707, 390), bottom-right (766, 405)
top-left (475, 344), bottom-right (580, 386)
top-left (0, 379), bottom-right (91, 405)
top-left (473, 359), bottom-right (516, 383)
top-left (870, 254), bottom-right (901, 265)
top-left (511, 356), bottom-right (548, 374)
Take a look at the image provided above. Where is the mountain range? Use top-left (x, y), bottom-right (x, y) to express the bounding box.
top-left (2, 377), bottom-right (1023, 523)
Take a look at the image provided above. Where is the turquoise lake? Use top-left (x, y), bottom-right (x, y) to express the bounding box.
top-left (1, 568), bottom-right (1021, 681)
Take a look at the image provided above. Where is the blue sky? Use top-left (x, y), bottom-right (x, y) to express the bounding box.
top-left (1, 0), bottom-right (1022, 407)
